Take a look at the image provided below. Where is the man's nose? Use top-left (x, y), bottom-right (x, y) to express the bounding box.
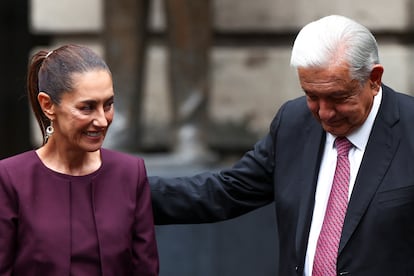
top-left (318, 100), bottom-right (335, 120)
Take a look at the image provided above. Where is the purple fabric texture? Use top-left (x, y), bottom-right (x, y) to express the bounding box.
top-left (0, 148), bottom-right (159, 276)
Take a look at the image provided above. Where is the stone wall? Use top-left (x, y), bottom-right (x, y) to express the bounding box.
top-left (30, 0), bottom-right (414, 149)
top-left (31, 0), bottom-right (414, 149)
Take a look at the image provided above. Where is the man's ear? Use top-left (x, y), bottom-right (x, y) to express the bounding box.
top-left (369, 64), bottom-right (384, 90)
top-left (37, 92), bottom-right (56, 120)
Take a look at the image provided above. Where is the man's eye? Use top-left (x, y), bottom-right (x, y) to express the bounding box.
top-left (333, 96), bottom-right (349, 103)
top-left (307, 94), bottom-right (318, 101)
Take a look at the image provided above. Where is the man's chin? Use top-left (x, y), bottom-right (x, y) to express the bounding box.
top-left (322, 124), bottom-right (349, 137)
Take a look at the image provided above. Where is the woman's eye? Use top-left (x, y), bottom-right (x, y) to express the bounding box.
top-left (104, 100), bottom-right (114, 110)
top-left (80, 105), bottom-right (93, 112)
top-left (104, 103), bottom-right (113, 112)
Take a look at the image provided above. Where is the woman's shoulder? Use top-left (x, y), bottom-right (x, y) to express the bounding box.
top-left (99, 148), bottom-right (148, 181)
top-left (0, 150), bottom-right (37, 168)
top-left (0, 150), bottom-right (40, 182)
top-left (100, 148), bottom-right (145, 167)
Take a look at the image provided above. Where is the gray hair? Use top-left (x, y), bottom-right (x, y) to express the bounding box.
top-left (290, 15), bottom-right (380, 83)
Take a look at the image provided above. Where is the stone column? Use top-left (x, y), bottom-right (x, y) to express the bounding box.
top-left (103, 0), bottom-right (150, 152)
top-left (164, 0), bottom-right (215, 162)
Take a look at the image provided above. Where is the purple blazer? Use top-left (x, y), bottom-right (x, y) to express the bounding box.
top-left (0, 148), bottom-right (159, 276)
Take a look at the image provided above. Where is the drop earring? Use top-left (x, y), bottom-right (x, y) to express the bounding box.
top-left (45, 120), bottom-right (54, 141)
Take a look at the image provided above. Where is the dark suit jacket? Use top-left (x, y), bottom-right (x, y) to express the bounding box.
top-left (0, 148), bottom-right (159, 276)
top-left (150, 84), bottom-right (414, 275)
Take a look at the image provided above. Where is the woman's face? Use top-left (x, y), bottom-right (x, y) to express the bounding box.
top-left (52, 69), bottom-right (114, 153)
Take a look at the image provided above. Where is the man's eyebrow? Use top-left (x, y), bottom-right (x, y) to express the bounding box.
top-left (303, 89), bottom-right (352, 99)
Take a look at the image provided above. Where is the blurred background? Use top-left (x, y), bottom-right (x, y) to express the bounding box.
top-left (1, 0), bottom-right (414, 275)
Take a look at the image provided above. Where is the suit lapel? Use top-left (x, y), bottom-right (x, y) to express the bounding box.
top-left (339, 85), bottom-right (401, 254)
top-left (295, 118), bottom-right (325, 262)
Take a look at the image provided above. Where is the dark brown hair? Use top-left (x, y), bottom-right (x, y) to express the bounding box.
top-left (27, 44), bottom-right (111, 144)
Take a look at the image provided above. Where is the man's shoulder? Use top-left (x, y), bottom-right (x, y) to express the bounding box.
top-left (383, 84), bottom-right (414, 100)
top-left (276, 95), bottom-right (313, 121)
top-left (382, 84), bottom-right (414, 112)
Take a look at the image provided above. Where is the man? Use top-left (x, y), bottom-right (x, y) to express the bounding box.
top-left (150, 15), bottom-right (414, 275)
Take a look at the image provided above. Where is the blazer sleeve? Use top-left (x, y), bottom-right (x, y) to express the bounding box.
top-left (0, 162), bottom-right (16, 276)
top-left (132, 159), bottom-right (159, 276)
top-left (149, 113), bottom-right (281, 225)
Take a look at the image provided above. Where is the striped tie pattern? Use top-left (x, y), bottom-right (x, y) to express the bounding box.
top-left (313, 137), bottom-right (352, 276)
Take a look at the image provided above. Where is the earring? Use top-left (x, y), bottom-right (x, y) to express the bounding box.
top-left (45, 121), bottom-right (54, 140)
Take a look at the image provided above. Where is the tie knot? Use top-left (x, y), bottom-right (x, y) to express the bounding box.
top-left (335, 137), bottom-right (352, 156)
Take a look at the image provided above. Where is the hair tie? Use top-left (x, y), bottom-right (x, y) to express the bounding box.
top-left (45, 50), bottom-right (54, 58)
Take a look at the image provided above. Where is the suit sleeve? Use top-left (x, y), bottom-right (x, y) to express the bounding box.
top-left (0, 162), bottom-right (16, 276)
top-left (132, 160), bottom-right (159, 276)
top-left (149, 117), bottom-right (280, 224)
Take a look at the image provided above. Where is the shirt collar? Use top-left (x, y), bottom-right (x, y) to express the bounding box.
top-left (327, 86), bottom-right (383, 151)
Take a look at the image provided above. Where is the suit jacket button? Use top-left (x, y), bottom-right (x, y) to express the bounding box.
top-left (339, 272), bottom-right (349, 275)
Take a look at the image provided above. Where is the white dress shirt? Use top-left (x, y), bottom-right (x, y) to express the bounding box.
top-left (303, 88), bottom-right (382, 276)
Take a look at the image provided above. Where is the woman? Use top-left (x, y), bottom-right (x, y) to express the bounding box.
top-left (0, 44), bottom-right (159, 275)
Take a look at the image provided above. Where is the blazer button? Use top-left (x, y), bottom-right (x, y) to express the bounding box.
top-left (339, 272), bottom-right (349, 275)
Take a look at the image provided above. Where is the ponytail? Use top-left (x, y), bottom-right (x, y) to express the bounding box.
top-left (27, 51), bottom-right (50, 145)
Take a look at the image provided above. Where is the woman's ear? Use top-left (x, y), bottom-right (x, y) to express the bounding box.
top-left (37, 92), bottom-right (56, 120)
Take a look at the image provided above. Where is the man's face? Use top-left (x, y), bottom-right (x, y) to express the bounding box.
top-left (298, 63), bottom-right (379, 137)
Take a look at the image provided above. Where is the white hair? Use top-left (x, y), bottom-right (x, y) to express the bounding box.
top-left (290, 15), bottom-right (380, 83)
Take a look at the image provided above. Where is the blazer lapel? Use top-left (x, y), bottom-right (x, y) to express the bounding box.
top-left (339, 85), bottom-right (401, 254)
top-left (295, 119), bottom-right (325, 263)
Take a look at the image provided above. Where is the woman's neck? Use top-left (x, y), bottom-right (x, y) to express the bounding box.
top-left (36, 142), bottom-right (102, 176)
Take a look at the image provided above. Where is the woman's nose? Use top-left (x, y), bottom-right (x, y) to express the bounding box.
top-left (93, 109), bottom-right (108, 127)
